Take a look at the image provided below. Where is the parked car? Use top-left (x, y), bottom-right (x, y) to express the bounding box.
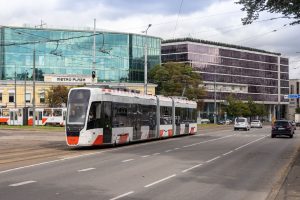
top-left (200, 119), bottom-right (210, 124)
top-left (217, 120), bottom-right (226, 125)
top-left (250, 120), bottom-right (263, 128)
top-left (225, 119), bottom-right (232, 125)
top-left (271, 120), bottom-right (295, 138)
top-left (234, 117), bottom-right (250, 131)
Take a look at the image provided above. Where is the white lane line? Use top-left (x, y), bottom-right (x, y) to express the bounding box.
top-left (152, 153), bottom-right (160, 156)
top-left (174, 148), bottom-right (180, 150)
top-left (182, 143), bottom-right (197, 148)
top-left (144, 174), bottom-right (176, 188)
top-left (122, 159), bottom-right (134, 163)
top-left (109, 191), bottom-right (134, 200)
top-left (234, 136), bottom-right (266, 151)
top-left (223, 151), bottom-right (233, 156)
top-left (206, 156), bottom-right (221, 163)
top-left (9, 180), bottom-right (36, 187)
top-left (77, 168), bottom-right (95, 172)
top-left (183, 135), bottom-right (234, 148)
top-left (141, 155), bottom-right (150, 158)
top-left (165, 150), bottom-right (172, 152)
top-left (182, 163), bottom-right (203, 173)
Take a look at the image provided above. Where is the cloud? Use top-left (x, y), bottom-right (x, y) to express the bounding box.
top-left (0, 0), bottom-right (299, 78)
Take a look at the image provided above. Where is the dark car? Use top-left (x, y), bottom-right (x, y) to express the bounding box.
top-left (217, 120), bottom-right (226, 125)
top-left (271, 120), bottom-right (295, 138)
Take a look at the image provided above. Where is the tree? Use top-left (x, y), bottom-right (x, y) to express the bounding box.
top-left (149, 62), bottom-right (206, 109)
top-left (236, 0), bottom-right (300, 25)
top-left (46, 85), bottom-right (69, 107)
top-left (295, 107), bottom-right (300, 114)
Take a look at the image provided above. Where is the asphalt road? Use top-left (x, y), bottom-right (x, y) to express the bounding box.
top-left (0, 127), bottom-right (299, 200)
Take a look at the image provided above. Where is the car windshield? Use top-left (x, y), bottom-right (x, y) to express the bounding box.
top-left (252, 120), bottom-right (259, 122)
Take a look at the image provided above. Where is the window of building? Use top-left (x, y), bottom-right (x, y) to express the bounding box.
top-left (9, 93), bottom-right (14, 103)
top-left (25, 93), bottom-right (31, 103)
top-left (0, 93), bottom-right (2, 103)
top-left (40, 93), bottom-right (45, 103)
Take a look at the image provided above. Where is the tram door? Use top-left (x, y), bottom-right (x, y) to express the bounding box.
top-left (9, 109), bottom-right (23, 125)
top-left (102, 102), bottom-right (112, 143)
top-left (132, 104), bottom-right (141, 140)
top-left (35, 109), bottom-right (43, 125)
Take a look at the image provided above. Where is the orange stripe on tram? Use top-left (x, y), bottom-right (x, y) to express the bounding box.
top-left (93, 135), bottom-right (103, 145)
top-left (67, 136), bottom-right (79, 145)
top-left (119, 134), bottom-right (128, 143)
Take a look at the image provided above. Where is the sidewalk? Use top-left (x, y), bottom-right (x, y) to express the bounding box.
top-left (274, 147), bottom-right (300, 200)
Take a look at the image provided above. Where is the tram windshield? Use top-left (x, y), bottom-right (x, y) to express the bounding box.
top-left (67, 89), bottom-right (90, 125)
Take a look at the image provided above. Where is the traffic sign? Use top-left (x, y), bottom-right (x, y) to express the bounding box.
top-left (287, 94), bottom-right (300, 98)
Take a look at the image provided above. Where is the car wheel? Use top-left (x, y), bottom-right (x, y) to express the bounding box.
top-left (290, 134), bottom-right (294, 138)
top-left (271, 134), bottom-right (275, 138)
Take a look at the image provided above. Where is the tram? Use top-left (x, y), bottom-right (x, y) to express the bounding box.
top-left (0, 107), bottom-right (67, 126)
top-left (66, 87), bottom-right (198, 146)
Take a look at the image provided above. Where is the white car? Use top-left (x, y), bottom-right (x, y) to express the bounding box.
top-left (234, 117), bottom-right (250, 131)
top-left (250, 120), bottom-right (263, 128)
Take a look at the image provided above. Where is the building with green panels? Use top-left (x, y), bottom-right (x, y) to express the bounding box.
top-left (0, 26), bottom-right (161, 83)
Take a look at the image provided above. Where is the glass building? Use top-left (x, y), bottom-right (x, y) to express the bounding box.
top-left (162, 38), bottom-right (289, 121)
top-left (0, 26), bottom-right (161, 83)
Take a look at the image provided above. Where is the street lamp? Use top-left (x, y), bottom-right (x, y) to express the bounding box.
top-left (24, 70), bottom-right (28, 107)
top-left (143, 24), bottom-right (152, 95)
top-left (214, 65), bottom-right (217, 124)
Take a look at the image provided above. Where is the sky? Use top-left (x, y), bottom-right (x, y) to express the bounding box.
top-left (1, 0), bottom-right (300, 78)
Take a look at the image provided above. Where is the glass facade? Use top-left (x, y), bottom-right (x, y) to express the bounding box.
top-left (161, 41), bottom-right (289, 104)
top-left (0, 26), bottom-right (161, 83)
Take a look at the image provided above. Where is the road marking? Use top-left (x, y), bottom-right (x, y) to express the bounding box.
top-left (77, 168), bottom-right (95, 172)
top-left (152, 153), bottom-right (160, 156)
top-left (174, 148), bottom-right (180, 150)
top-left (9, 180), bottom-right (36, 187)
top-left (223, 151), bottom-right (233, 156)
top-left (182, 135), bottom-right (233, 148)
top-left (109, 191), bottom-right (134, 200)
top-left (234, 136), bottom-right (266, 151)
top-left (182, 143), bottom-right (197, 148)
top-left (144, 174), bottom-right (176, 188)
top-left (141, 155), bottom-right (150, 158)
top-left (122, 159), bottom-right (134, 163)
top-left (206, 156), bottom-right (221, 163)
top-left (182, 163), bottom-right (203, 173)
top-left (165, 150), bottom-right (172, 152)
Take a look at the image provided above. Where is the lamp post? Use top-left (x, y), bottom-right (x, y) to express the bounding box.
top-left (32, 48), bottom-right (36, 127)
top-left (24, 70), bottom-right (27, 107)
top-left (143, 24), bottom-right (152, 95)
top-left (214, 65), bottom-right (217, 124)
top-left (277, 55), bottom-right (281, 120)
top-left (14, 64), bottom-right (17, 108)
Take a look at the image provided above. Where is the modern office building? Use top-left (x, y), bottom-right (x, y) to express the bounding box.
top-left (287, 79), bottom-right (300, 120)
top-left (0, 25), bottom-right (161, 107)
top-left (162, 38), bottom-right (289, 121)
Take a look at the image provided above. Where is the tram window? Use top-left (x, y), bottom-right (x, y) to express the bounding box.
top-left (53, 109), bottom-right (62, 116)
top-left (29, 111), bottom-right (33, 117)
top-left (112, 103), bottom-right (129, 127)
top-left (160, 106), bottom-right (172, 125)
top-left (43, 109), bottom-right (52, 117)
top-left (87, 102), bottom-right (101, 130)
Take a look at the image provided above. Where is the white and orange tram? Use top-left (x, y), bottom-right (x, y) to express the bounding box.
top-left (66, 87), bottom-right (197, 146)
top-left (0, 107), bottom-right (67, 126)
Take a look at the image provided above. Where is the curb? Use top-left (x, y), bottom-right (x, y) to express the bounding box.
top-left (266, 144), bottom-right (300, 200)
